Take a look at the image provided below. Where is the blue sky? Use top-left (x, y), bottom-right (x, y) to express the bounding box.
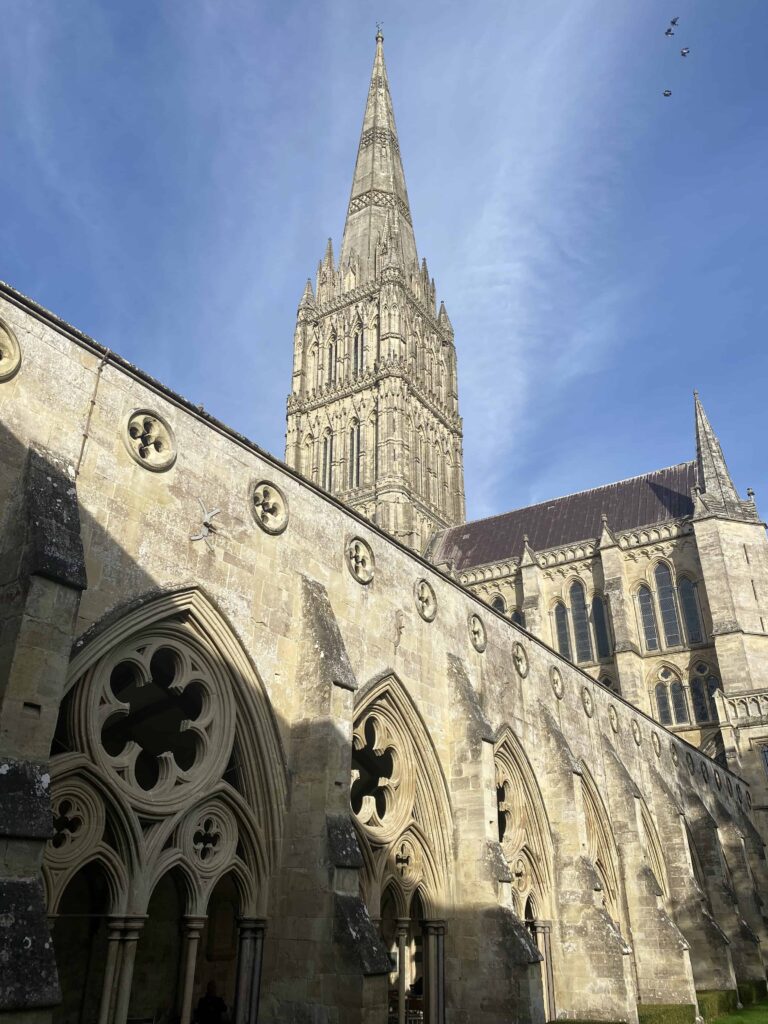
top-left (2, 0), bottom-right (767, 520)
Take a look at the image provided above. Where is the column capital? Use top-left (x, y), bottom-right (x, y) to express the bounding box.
top-left (183, 915), bottom-right (208, 935)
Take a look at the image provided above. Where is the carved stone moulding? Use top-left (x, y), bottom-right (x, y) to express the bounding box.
top-left (0, 318), bottom-right (22, 382)
top-left (608, 704), bottom-right (619, 733)
top-left (123, 408), bottom-right (177, 471)
top-left (468, 613), bottom-right (486, 653)
top-left (581, 686), bottom-right (594, 719)
top-left (714, 769), bottom-right (722, 791)
top-left (512, 641), bottom-right (529, 678)
top-left (686, 751), bottom-right (695, 774)
top-left (670, 743), bottom-right (679, 766)
top-left (414, 578), bottom-right (437, 622)
top-left (550, 666), bottom-right (564, 700)
top-left (631, 719), bottom-right (641, 746)
top-left (726, 775), bottom-right (733, 796)
top-left (700, 761), bottom-right (709, 784)
top-left (251, 479), bottom-right (289, 535)
top-left (346, 536), bottom-right (375, 585)
top-left (652, 732), bottom-right (662, 757)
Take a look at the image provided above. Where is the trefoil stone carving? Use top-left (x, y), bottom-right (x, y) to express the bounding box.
top-left (414, 578), bottom-right (437, 621)
top-left (251, 480), bottom-right (289, 535)
top-left (550, 666), bottom-right (564, 700)
top-left (512, 641), bottom-right (529, 678)
top-left (346, 536), bottom-right (375, 584)
top-left (468, 613), bottom-right (486, 653)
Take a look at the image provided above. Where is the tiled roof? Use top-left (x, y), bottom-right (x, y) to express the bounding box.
top-left (431, 463), bottom-right (697, 572)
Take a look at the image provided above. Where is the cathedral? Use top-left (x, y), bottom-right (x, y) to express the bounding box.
top-left (1, 29), bottom-right (767, 1024)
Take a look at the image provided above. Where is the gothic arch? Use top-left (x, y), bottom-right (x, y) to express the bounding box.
top-left (351, 672), bottom-right (454, 918)
top-left (580, 765), bottom-right (624, 931)
top-left (59, 586), bottom-right (288, 893)
top-left (494, 726), bottom-right (554, 918)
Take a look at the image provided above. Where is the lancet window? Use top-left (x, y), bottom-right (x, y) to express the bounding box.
top-left (353, 324), bottom-right (364, 376)
top-left (570, 581), bottom-right (593, 663)
top-left (653, 666), bottom-right (690, 726)
top-left (690, 662), bottom-right (719, 723)
top-left (554, 602), bottom-right (571, 660)
top-left (635, 563), bottom-right (696, 653)
top-left (322, 430), bottom-right (334, 491)
top-left (678, 578), bottom-right (704, 644)
top-left (348, 420), bottom-right (361, 489)
top-left (551, 585), bottom-right (612, 665)
top-left (327, 335), bottom-right (337, 385)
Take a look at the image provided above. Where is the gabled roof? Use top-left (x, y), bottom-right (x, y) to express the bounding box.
top-left (430, 462), bottom-right (697, 572)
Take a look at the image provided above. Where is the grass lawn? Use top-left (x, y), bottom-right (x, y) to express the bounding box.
top-left (712, 1002), bottom-right (768, 1024)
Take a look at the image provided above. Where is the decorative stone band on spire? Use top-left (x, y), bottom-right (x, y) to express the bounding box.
top-left (359, 126), bottom-right (400, 153)
top-left (348, 190), bottom-right (412, 225)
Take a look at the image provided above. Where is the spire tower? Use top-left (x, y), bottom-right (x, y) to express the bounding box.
top-left (285, 31), bottom-right (466, 551)
top-left (693, 391), bottom-right (757, 521)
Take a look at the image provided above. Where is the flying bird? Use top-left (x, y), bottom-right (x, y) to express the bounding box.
top-left (663, 89), bottom-right (672, 97)
top-left (680, 47), bottom-right (690, 57)
top-left (665, 27), bottom-right (675, 37)
top-left (670, 17), bottom-right (679, 26)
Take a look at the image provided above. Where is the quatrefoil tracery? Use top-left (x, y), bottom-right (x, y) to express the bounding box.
top-left (346, 537), bottom-right (375, 584)
top-left (124, 410), bottom-right (177, 471)
top-left (351, 712), bottom-right (414, 843)
top-left (251, 480), bottom-right (289, 535)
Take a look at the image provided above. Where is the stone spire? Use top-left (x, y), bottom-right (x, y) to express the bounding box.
top-left (693, 390), bottom-right (755, 520)
top-left (340, 29), bottom-right (418, 272)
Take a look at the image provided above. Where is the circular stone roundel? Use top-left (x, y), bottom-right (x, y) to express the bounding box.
top-left (700, 762), bottom-right (709, 784)
top-left (123, 409), bottom-right (177, 472)
top-left (652, 732), bottom-right (662, 757)
top-left (512, 641), bottom-right (529, 678)
top-left (346, 537), bottom-right (375, 584)
top-left (468, 613), bottom-right (487, 653)
top-left (581, 686), bottom-right (594, 718)
top-left (631, 719), bottom-right (641, 746)
top-left (251, 480), bottom-right (289, 534)
top-left (670, 743), bottom-right (679, 766)
top-left (714, 770), bottom-right (722, 791)
top-left (608, 704), bottom-right (619, 734)
top-left (0, 319), bottom-right (22, 382)
top-left (550, 666), bottom-right (564, 700)
top-left (414, 579), bottom-right (437, 622)
top-left (686, 751), bottom-right (695, 774)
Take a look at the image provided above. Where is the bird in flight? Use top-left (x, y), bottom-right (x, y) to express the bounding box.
top-left (670, 17), bottom-right (679, 26)
top-left (680, 47), bottom-right (690, 57)
top-left (663, 89), bottom-right (672, 97)
top-left (665, 27), bottom-right (675, 37)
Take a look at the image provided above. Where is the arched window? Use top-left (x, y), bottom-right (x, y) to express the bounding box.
top-left (655, 563), bottom-right (682, 647)
top-left (348, 421), bottom-right (361, 489)
top-left (554, 603), bottom-right (571, 660)
top-left (637, 585), bottom-right (659, 651)
top-left (690, 663), bottom-right (719, 723)
top-left (671, 680), bottom-right (689, 724)
top-left (309, 346), bottom-right (318, 391)
top-left (592, 595), bottom-right (612, 659)
top-left (570, 581), bottom-right (593, 663)
top-left (678, 578), bottom-right (703, 644)
top-left (353, 325), bottom-right (364, 376)
top-left (491, 595), bottom-right (506, 615)
top-left (327, 336), bottom-right (337, 385)
top-left (601, 676), bottom-right (622, 696)
top-left (655, 682), bottom-right (673, 725)
top-left (511, 609), bottom-right (526, 628)
top-left (322, 432), bottom-right (334, 491)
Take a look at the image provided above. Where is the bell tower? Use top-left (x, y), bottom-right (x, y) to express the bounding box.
top-left (285, 30), bottom-right (466, 552)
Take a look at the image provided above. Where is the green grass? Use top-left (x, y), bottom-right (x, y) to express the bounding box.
top-left (711, 998), bottom-right (768, 1024)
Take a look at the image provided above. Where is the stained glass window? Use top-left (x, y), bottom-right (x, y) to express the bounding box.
top-left (491, 595), bottom-right (506, 614)
top-left (655, 563), bottom-right (682, 647)
top-left (570, 581), bottom-right (593, 664)
top-left (691, 676), bottom-right (710, 722)
top-left (638, 586), bottom-right (659, 651)
top-left (678, 578), bottom-right (703, 644)
top-left (554, 603), bottom-right (571, 659)
top-left (671, 680), bottom-right (689, 724)
top-left (592, 596), bottom-right (612, 659)
top-left (656, 683), bottom-right (672, 725)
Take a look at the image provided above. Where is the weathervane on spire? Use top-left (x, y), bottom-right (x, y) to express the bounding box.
top-left (376, 22), bottom-right (384, 42)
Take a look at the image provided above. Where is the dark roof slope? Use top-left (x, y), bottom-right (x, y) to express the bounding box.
top-left (431, 463), bottom-right (697, 572)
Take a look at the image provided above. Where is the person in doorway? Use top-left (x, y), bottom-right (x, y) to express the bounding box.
top-left (194, 982), bottom-right (228, 1024)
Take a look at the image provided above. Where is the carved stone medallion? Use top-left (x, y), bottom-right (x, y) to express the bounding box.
top-left (0, 319), bottom-right (22, 382)
top-left (726, 776), bottom-right (733, 796)
top-left (714, 770), bottom-right (722, 790)
top-left (631, 719), bottom-right (641, 746)
top-left (670, 743), bottom-right (679, 766)
top-left (581, 686), bottom-right (594, 718)
top-left (608, 704), bottom-right (619, 734)
top-left (686, 751), bottom-right (695, 774)
top-left (251, 480), bottom-right (289, 534)
top-left (700, 762), bottom-right (709, 784)
top-left (346, 537), bottom-right (375, 584)
top-left (468, 613), bottom-right (486, 653)
top-left (652, 732), bottom-right (661, 757)
top-left (414, 579), bottom-right (437, 622)
top-left (550, 666), bottom-right (564, 700)
top-left (123, 409), bottom-right (177, 471)
top-left (512, 641), bottom-right (529, 678)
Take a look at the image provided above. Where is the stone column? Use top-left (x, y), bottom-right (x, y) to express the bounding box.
top-left (111, 917), bottom-right (145, 1024)
top-left (179, 916), bottom-right (207, 1024)
top-left (96, 917), bottom-right (126, 1024)
top-left (533, 921), bottom-right (555, 1021)
top-left (247, 920), bottom-right (267, 1024)
top-left (396, 919), bottom-right (409, 1024)
top-left (234, 919), bottom-right (257, 1024)
top-left (423, 920), bottom-right (445, 1024)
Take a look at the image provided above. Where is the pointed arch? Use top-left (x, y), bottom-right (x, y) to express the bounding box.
top-left (580, 765), bottom-right (623, 929)
top-left (351, 672), bottom-right (454, 916)
top-left (494, 726), bottom-right (554, 917)
top-left (65, 587), bottom-right (288, 874)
